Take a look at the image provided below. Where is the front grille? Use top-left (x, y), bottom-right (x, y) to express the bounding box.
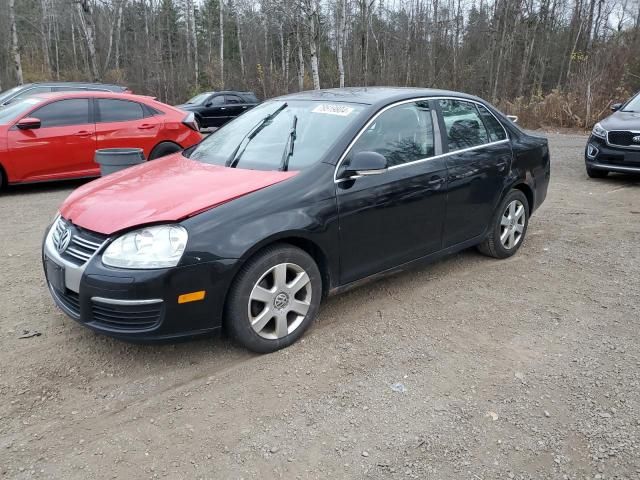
top-left (608, 131), bottom-right (640, 148)
top-left (90, 300), bottom-right (162, 331)
top-left (50, 286), bottom-right (81, 319)
top-left (52, 217), bottom-right (107, 266)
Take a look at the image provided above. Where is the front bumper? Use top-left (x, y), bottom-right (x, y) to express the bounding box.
top-left (585, 136), bottom-right (640, 174)
top-left (42, 221), bottom-right (236, 342)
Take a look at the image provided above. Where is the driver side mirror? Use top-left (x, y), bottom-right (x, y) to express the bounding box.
top-left (342, 151), bottom-right (388, 178)
top-left (610, 103), bottom-right (623, 112)
top-left (16, 117), bottom-right (41, 130)
top-left (205, 102), bottom-right (212, 107)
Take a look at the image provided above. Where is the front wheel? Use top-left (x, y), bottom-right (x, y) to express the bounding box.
top-left (224, 244), bottom-right (322, 353)
top-left (478, 189), bottom-right (529, 259)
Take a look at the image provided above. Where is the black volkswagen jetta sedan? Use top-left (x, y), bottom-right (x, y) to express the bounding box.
top-left (586, 91), bottom-right (640, 177)
top-left (43, 87), bottom-right (550, 353)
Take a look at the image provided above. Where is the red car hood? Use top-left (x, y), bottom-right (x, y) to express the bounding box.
top-left (60, 153), bottom-right (297, 235)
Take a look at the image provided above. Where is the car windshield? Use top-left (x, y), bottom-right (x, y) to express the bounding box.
top-left (0, 97), bottom-right (42, 124)
top-left (188, 100), bottom-right (366, 171)
top-left (622, 94), bottom-right (640, 112)
top-left (186, 93), bottom-right (213, 105)
top-left (0, 85), bottom-right (23, 105)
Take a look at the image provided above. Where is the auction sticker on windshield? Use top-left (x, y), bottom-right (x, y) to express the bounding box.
top-left (312, 104), bottom-right (354, 117)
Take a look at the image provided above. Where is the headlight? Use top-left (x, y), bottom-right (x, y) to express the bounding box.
top-left (592, 122), bottom-right (607, 139)
top-left (102, 225), bottom-right (188, 269)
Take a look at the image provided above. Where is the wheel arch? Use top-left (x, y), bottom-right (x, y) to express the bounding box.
top-left (0, 162), bottom-right (7, 188)
top-left (511, 181), bottom-right (534, 214)
top-left (149, 140), bottom-right (183, 160)
top-left (233, 233), bottom-right (333, 299)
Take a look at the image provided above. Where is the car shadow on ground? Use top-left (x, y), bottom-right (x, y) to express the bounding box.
top-left (3, 178), bottom-right (93, 197)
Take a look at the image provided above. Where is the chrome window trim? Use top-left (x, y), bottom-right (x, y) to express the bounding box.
top-left (333, 96), bottom-right (510, 183)
top-left (91, 297), bottom-right (163, 306)
top-left (606, 130), bottom-right (640, 150)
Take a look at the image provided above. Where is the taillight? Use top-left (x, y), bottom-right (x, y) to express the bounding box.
top-left (182, 112), bottom-right (199, 132)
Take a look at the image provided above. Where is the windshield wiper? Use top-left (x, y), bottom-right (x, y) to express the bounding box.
top-left (279, 115), bottom-right (298, 171)
top-left (226, 102), bottom-right (288, 168)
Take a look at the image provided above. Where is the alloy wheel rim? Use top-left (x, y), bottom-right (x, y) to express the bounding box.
top-left (248, 262), bottom-right (312, 340)
top-left (500, 200), bottom-right (526, 250)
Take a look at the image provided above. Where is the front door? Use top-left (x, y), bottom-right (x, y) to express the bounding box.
top-left (7, 98), bottom-right (97, 182)
top-left (201, 94), bottom-right (227, 127)
top-left (436, 99), bottom-right (513, 247)
top-left (336, 100), bottom-right (448, 285)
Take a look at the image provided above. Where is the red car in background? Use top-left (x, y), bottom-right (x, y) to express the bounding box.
top-left (0, 91), bottom-right (202, 189)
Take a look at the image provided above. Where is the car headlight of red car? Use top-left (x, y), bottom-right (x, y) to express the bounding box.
top-left (102, 225), bottom-right (188, 269)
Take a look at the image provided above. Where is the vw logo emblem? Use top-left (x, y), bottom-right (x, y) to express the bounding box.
top-left (57, 228), bottom-right (72, 254)
top-left (632, 135), bottom-right (640, 143)
top-left (273, 292), bottom-right (289, 310)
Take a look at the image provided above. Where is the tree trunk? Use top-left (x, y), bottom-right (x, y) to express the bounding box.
top-left (189, 0), bottom-right (198, 86)
top-left (41, 0), bottom-right (52, 77)
top-left (337, 0), bottom-right (346, 87)
top-left (296, 26), bottom-right (305, 91)
top-left (76, 0), bottom-right (100, 81)
top-left (308, 7), bottom-right (321, 90)
top-left (114, 0), bottom-right (124, 71)
top-left (9, 0), bottom-right (24, 84)
top-left (236, 9), bottom-right (245, 85)
top-left (219, 0), bottom-right (224, 88)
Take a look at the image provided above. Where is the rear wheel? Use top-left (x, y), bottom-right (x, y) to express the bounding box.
top-left (586, 165), bottom-right (608, 178)
top-left (148, 142), bottom-right (182, 160)
top-left (225, 244), bottom-right (322, 353)
top-left (478, 189), bottom-right (529, 259)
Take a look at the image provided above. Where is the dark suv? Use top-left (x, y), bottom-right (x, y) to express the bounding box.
top-left (0, 82), bottom-right (130, 107)
top-left (176, 91), bottom-right (259, 129)
top-left (585, 92), bottom-right (640, 178)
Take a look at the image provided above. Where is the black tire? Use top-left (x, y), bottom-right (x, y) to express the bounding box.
top-left (0, 167), bottom-right (4, 192)
top-left (224, 244), bottom-right (322, 353)
top-left (477, 189), bottom-right (530, 259)
top-left (586, 166), bottom-right (608, 178)
top-left (148, 141), bottom-right (182, 160)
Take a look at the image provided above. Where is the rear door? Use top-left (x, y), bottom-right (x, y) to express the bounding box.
top-left (224, 94), bottom-right (248, 120)
top-left (437, 98), bottom-right (512, 247)
top-left (7, 98), bottom-right (97, 181)
top-left (95, 98), bottom-right (162, 159)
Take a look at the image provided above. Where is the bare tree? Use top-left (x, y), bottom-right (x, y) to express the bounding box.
top-left (9, 0), bottom-right (24, 84)
top-left (75, 0), bottom-right (100, 81)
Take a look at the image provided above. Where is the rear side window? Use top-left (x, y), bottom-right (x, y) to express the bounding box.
top-left (225, 94), bottom-right (243, 104)
top-left (477, 104), bottom-right (507, 142)
top-left (97, 99), bottom-right (144, 122)
top-left (347, 100), bottom-right (435, 168)
top-left (439, 99), bottom-right (490, 151)
top-left (31, 99), bottom-right (90, 127)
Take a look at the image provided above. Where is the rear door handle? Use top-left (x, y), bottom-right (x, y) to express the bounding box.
top-left (428, 176), bottom-right (445, 187)
top-left (138, 124), bottom-right (155, 130)
top-left (74, 130), bottom-right (92, 137)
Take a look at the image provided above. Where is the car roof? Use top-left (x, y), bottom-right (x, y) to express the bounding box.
top-left (30, 91), bottom-right (155, 103)
top-left (23, 81), bottom-right (126, 89)
top-left (274, 87), bottom-right (485, 107)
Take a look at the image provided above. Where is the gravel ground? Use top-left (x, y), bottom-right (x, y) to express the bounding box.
top-left (0, 133), bottom-right (639, 479)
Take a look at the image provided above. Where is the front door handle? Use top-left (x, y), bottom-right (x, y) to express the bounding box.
top-left (138, 124), bottom-right (155, 130)
top-left (74, 130), bottom-right (92, 137)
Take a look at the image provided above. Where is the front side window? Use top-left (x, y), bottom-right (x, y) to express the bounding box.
top-left (439, 99), bottom-right (490, 151)
top-left (346, 101), bottom-right (435, 168)
top-left (31, 99), bottom-right (90, 127)
top-left (188, 100), bottom-right (366, 171)
top-left (97, 99), bottom-right (144, 122)
top-left (208, 95), bottom-right (225, 106)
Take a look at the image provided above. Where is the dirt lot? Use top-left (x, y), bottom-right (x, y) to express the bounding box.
top-left (1, 133), bottom-right (639, 479)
